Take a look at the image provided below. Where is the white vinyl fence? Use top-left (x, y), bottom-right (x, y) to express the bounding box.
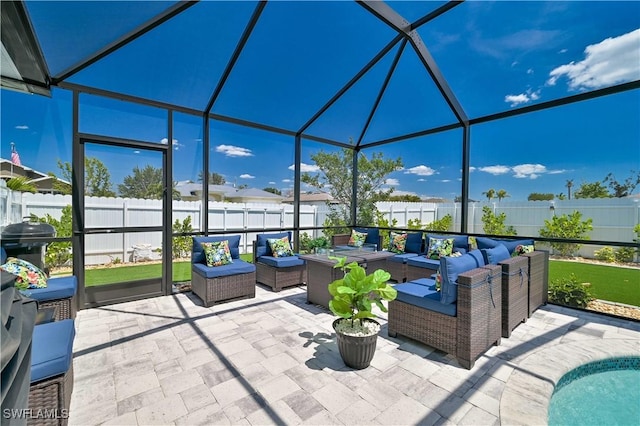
top-left (1, 191), bottom-right (639, 265)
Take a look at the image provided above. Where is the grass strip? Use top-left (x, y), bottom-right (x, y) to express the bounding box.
top-left (549, 260), bottom-right (640, 306)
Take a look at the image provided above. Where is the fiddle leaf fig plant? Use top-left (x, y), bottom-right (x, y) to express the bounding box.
top-left (328, 256), bottom-right (397, 328)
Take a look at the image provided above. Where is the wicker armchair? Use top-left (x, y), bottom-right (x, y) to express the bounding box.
top-left (522, 250), bottom-right (549, 317)
top-left (388, 253), bottom-right (502, 369)
top-left (331, 227), bottom-right (383, 250)
top-left (21, 275), bottom-right (77, 321)
top-left (191, 235), bottom-right (256, 307)
top-left (253, 232), bottom-right (306, 292)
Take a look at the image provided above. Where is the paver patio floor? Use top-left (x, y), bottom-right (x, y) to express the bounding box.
top-left (68, 284), bottom-right (640, 425)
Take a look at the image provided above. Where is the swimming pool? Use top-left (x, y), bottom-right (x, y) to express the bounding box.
top-left (548, 356), bottom-right (640, 425)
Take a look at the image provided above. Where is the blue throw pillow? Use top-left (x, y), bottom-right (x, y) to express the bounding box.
top-left (482, 244), bottom-right (511, 265)
top-left (439, 253), bottom-right (479, 305)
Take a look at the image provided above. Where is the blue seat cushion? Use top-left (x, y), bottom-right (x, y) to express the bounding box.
top-left (393, 281), bottom-right (457, 317)
top-left (193, 235), bottom-right (241, 264)
top-left (31, 319), bottom-right (75, 383)
top-left (482, 244), bottom-right (511, 265)
top-left (258, 255), bottom-right (305, 268)
top-left (388, 253), bottom-right (421, 264)
top-left (440, 252), bottom-right (481, 305)
top-left (21, 275), bottom-right (77, 301)
top-left (406, 256), bottom-right (439, 270)
top-left (256, 232), bottom-right (292, 258)
top-left (192, 260), bottom-right (255, 279)
top-left (476, 237), bottom-right (535, 254)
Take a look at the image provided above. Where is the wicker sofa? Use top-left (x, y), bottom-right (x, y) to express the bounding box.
top-left (389, 249), bottom-right (502, 369)
top-left (191, 235), bottom-right (256, 307)
top-left (253, 232), bottom-right (307, 292)
top-left (384, 231), bottom-right (423, 282)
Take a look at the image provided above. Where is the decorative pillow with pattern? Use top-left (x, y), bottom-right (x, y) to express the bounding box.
top-left (468, 236), bottom-right (478, 251)
top-left (201, 241), bottom-right (233, 267)
top-left (348, 229), bottom-right (367, 247)
top-left (512, 244), bottom-right (535, 257)
top-left (268, 236), bottom-right (294, 258)
top-left (388, 232), bottom-right (408, 253)
top-left (426, 237), bottom-right (454, 260)
top-left (434, 268), bottom-right (442, 292)
top-left (0, 257), bottom-right (48, 290)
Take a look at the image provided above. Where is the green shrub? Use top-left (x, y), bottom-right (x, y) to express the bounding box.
top-left (172, 216), bottom-right (193, 259)
top-left (32, 206), bottom-right (72, 269)
top-left (539, 211), bottom-right (593, 257)
top-left (375, 213), bottom-right (398, 249)
top-left (615, 246), bottom-right (635, 263)
top-left (594, 247), bottom-right (615, 263)
top-left (481, 206), bottom-right (516, 236)
top-left (405, 214), bottom-right (452, 232)
top-left (548, 273), bottom-right (594, 308)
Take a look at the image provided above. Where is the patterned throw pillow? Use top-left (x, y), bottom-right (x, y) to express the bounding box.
top-left (512, 244), bottom-right (535, 257)
top-left (348, 230), bottom-right (367, 247)
top-left (434, 269), bottom-right (442, 292)
top-left (0, 257), bottom-right (48, 290)
top-left (388, 232), bottom-right (408, 254)
top-left (426, 237), bottom-right (454, 260)
top-left (468, 236), bottom-right (478, 251)
top-left (201, 241), bottom-right (233, 267)
top-left (268, 236), bottom-right (294, 258)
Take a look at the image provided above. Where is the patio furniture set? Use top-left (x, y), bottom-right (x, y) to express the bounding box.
top-left (190, 228), bottom-right (548, 370)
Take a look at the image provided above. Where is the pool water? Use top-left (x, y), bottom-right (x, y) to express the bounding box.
top-left (548, 357), bottom-right (640, 426)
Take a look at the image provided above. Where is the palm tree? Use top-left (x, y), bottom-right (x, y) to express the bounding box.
top-left (566, 179), bottom-right (573, 200)
top-left (6, 176), bottom-right (37, 193)
top-left (482, 188), bottom-right (496, 202)
top-left (496, 189), bottom-right (510, 202)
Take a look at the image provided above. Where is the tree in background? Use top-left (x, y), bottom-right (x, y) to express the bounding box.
top-left (47, 172), bottom-right (71, 195)
top-left (556, 193), bottom-right (566, 200)
top-left (119, 165), bottom-right (181, 200)
top-left (574, 181), bottom-right (610, 199)
top-left (539, 211), bottom-right (593, 257)
top-left (482, 188), bottom-right (496, 202)
top-left (604, 171), bottom-right (640, 198)
top-left (383, 194), bottom-right (422, 202)
top-left (496, 189), bottom-right (510, 202)
top-left (32, 205), bottom-right (72, 269)
top-left (301, 147), bottom-right (402, 230)
top-left (565, 179), bottom-right (573, 200)
top-left (172, 216), bottom-right (193, 259)
top-left (198, 171), bottom-right (226, 185)
top-left (58, 157), bottom-right (116, 197)
top-left (6, 176), bottom-right (37, 193)
top-left (527, 193), bottom-right (555, 201)
top-left (263, 187), bottom-right (282, 195)
top-left (481, 206), bottom-right (516, 236)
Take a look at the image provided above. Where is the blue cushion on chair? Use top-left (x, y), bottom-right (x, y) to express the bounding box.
top-left (440, 252), bottom-right (479, 305)
top-left (193, 235), bottom-right (241, 264)
top-left (405, 232), bottom-right (423, 254)
top-left (482, 244), bottom-right (511, 265)
top-left (467, 249), bottom-right (486, 268)
top-left (258, 255), bottom-right (305, 268)
top-left (354, 227), bottom-right (379, 246)
top-left (192, 259), bottom-right (255, 279)
top-left (406, 256), bottom-right (440, 270)
top-left (476, 237), bottom-right (535, 254)
top-left (393, 281), bottom-right (457, 317)
top-left (256, 232), bottom-right (292, 258)
top-left (21, 275), bottom-right (77, 301)
top-left (1, 247), bottom-right (6, 264)
top-left (31, 319), bottom-right (75, 383)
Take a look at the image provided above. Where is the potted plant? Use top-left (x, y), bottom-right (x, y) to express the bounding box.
top-left (328, 256), bottom-right (397, 369)
top-left (309, 236), bottom-right (331, 254)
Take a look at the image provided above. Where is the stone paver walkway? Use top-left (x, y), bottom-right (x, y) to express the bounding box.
top-left (68, 285), bottom-right (640, 425)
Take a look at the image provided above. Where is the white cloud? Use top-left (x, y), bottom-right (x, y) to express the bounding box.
top-left (282, 179), bottom-right (292, 183)
top-left (15, 125), bottom-right (28, 130)
top-left (385, 178), bottom-right (400, 186)
top-left (527, 68), bottom-right (534, 75)
top-left (288, 163), bottom-right (320, 172)
top-left (547, 29), bottom-right (640, 90)
top-left (160, 138), bottom-right (183, 150)
top-left (268, 181), bottom-right (276, 185)
top-left (239, 174), bottom-right (254, 179)
top-left (438, 179), bottom-right (452, 183)
top-left (417, 178), bottom-right (426, 182)
top-left (216, 144), bottom-right (253, 157)
top-left (469, 167), bottom-right (476, 173)
top-left (392, 190), bottom-right (418, 197)
top-left (547, 169), bottom-right (568, 175)
top-left (133, 150), bottom-right (140, 154)
top-left (559, 48), bottom-right (568, 54)
top-left (512, 163), bottom-right (547, 179)
top-left (478, 165), bottom-right (511, 175)
top-left (504, 88), bottom-right (541, 107)
top-left (404, 165), bottom-right (436, 176)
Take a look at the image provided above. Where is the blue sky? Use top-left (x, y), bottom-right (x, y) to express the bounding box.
top-left (1, 1), bottom-right (639, 201)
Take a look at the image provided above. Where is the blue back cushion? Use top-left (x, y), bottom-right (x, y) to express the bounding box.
top-left (405, 232), bottom-right (423, 254)
top-left (426, 234), bottom-right (469, 253)
top-left (354, 227), bottom-right (379, 246)
top-left (256, 232), bottom-right (292, 258)
top-left (467, 249), bottom-right (486, 268)
top-left (477, 237), bottom-right (535, 254)
top-left (1, 247), bottom-right (6, 264)
top-left (482, 244), bottom-right (511, 265)
top-left (192, 235), bottom-right (241, 264)
top-left (439, 252), bottom-right (479, 305)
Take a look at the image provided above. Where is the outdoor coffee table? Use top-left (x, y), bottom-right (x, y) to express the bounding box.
top-left (299, 248), bottom-right (395, 309)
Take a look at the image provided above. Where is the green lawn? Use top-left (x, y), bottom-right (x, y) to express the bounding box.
top-left (82, 254), bottom-right (253, 286)
top-left (549, 260), bottom-right (640, 307)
